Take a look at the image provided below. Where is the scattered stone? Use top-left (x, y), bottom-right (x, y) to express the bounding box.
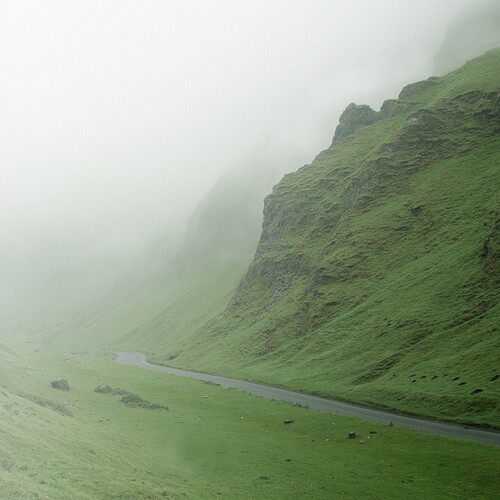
top-left (311, 439), bottom-right (316, 442)
top-left (432, 376), bottom-right (438, 380)
top-left (453, 377), bottom-right (460, 381)
top-left (202, 395), bottom-right (208, 398)
top-left (490, 375), bottom-right (499, 382)
top-left (94, 383), bottom-right (112, 393)
top-left (118, 391), bottom-right (168, 410)
top-left (420, 375), bottom-right (426, 379)
top-left (283, 420), bottom-right (295, 424)
top-left (359, 440), bottom-right (366, 444)
top-left (51, 378), bottom-right (70, 391)
top-left (348, 432), bottom-right (356, 439)
top-left (370, 431), bottom-right (377, 434)
top-left (470, 389), bottom-right (483, 394)
top-left (459, 382), bottom-right (466, 386)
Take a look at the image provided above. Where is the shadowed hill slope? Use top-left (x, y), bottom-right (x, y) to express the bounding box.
top-left (6, 167), bottom-right (275, 352)
top-left (151, 50), bottom-right (500, 427)
top-left (116, 168), bottom-right (274, 352)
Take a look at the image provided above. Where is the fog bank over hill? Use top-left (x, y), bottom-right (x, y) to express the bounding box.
top-left (1, 1), bottom-right (499, 338)
top-left (434, 0), bottom-right (500, 74)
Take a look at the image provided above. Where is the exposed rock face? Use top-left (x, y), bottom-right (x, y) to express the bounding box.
top-left (380, 98), bottom-right (413, 117)
top-left (331, 103), bottom-right (379, 145)
top-left (398, 77), bottom-right (438, 100)
top-left (162, 50), bottom-right (500, 427)
top-left (95, 383), bottom-right (113, 393)
top-left (51, 378), bottom-right (70, 391)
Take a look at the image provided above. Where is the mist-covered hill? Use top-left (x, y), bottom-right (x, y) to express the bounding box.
top-left (147, 50), bottom-right (500, 427)
top-left (4, 50), bottom-right (499, 427)
top-left (3, 165), bottom-right (276, 351)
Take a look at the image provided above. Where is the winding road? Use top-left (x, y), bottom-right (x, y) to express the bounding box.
top-left (115, 352), bottom-right (500, 446)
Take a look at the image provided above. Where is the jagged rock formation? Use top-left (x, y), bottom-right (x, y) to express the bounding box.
top-left (160, 50), bottom-right (500, 426)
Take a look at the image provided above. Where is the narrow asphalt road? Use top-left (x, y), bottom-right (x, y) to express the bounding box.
top-left (115, 351), bottom-right (500, 446)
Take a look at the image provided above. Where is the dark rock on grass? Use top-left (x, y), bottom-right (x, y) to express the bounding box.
top-left (283, 420), bottom-right (295, 424)
top-left (119, 391), bottom-right (168, 411)
top-left (348, 432), bottom-right (356, 439)
top-left (51, 378), bottom-right (70, 391)
top-left (95, 383), bottom-right (113, 393)
top-left (459, 382), bottom-right (467, 386)
top-left (470, 389), bottom-right (483, 395)
top-left (491, 375), bottom-right (499, 382)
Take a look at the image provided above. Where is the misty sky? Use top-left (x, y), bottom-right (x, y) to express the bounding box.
top-left (1, 0), bottom-right (497, 261)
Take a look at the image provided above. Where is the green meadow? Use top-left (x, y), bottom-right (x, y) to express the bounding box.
top-left (1, 343), bottom-right (499, 499)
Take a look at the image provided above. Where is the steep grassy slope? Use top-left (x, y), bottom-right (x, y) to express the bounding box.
top-left (152, 50), bottom-right (500, 427)
top-left (115, 167), bottom-right (274, 354)
top-left (6, 168), bottom-right (271, 353)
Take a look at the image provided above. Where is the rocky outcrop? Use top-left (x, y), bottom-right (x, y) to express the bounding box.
top-left (398, 77), bottom-right (438, 100)
top-left (95, 383), bottom-right (113, 393)
top-left (51, 378), bottom-right (70, 391)
top-left (331, 103), bottom-right (379, 145)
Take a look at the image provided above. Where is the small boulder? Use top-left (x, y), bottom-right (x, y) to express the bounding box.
top-left (51, 378), bottom-right (70, 391)
top-left (359, 440), bottom-right (366, 444)
top-left (95, 383), bottom-right (113, 393)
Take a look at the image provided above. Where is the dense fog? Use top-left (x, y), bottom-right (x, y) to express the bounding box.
top-left (0, 0), bottom-right (498, 333)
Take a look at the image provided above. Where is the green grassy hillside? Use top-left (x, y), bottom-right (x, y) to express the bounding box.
top-left (150, 50), bottom-right (500, 427)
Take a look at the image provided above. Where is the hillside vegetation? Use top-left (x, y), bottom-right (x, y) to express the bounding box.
top-left (2, 346), bottom-right (499, 499)
top-left (148, 50), bottom-right (500, 427)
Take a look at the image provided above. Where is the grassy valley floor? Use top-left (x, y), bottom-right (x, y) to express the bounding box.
top-left (0, 343), bottom-right (499, 499)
